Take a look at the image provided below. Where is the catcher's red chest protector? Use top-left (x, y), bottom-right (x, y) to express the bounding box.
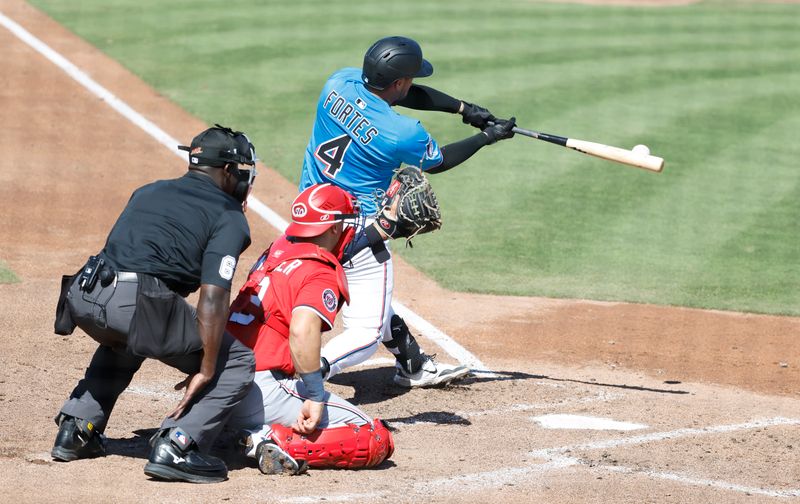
top-left (227, 236), bottom-right (349, 373)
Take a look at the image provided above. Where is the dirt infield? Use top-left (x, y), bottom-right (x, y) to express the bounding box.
top-left (1, 1), bottom-right (798, 503)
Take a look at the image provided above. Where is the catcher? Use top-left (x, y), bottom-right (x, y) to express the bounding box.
top-left (225, 184), bottom-right (393, 474)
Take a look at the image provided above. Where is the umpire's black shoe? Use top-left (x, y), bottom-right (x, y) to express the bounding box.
top-left (51, 413), bottom-right (106, 462)
top-left (144, 431), bottom-right (227, 484)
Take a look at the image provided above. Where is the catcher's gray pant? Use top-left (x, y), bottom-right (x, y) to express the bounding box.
top-left (226, 370), bottom-right (371, 456)
top-left (59, 272), bottom-right (255, 452)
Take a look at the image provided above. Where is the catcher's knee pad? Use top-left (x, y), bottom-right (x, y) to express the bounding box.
top-left (385, 315), bottom-right (426, 374)
top-left (270, 419), bottom-right (394, 469)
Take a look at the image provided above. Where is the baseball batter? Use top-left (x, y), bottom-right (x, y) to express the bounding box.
top-left (299, 36), bottom-right (516, 387)
top-left (226, 184), bottom-right (393, 473)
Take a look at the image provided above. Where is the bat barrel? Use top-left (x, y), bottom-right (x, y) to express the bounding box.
top-left (565, 138), bottom-right (664, 172)
top-left (493, 121), bottom-right (664, 173)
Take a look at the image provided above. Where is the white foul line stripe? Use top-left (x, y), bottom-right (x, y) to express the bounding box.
top-left (0, 11), bottom-right (491, 374)
top-left (393, 301), bottom-right (495, 377)
top-left (0, 12), bottom-right (291, 234)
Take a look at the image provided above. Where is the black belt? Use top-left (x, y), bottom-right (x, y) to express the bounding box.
top-left (269, 370), bottom-right (290, 380)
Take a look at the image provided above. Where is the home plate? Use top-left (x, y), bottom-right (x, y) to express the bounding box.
top-left (533, 414), bottom-right (647, 431)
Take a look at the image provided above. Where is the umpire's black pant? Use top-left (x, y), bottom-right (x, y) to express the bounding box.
top-left (58, 272), bottom-right (254, 453)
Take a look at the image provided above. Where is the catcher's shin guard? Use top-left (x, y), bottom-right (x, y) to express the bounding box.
top-left (269, 419), bottom-right (394, 469)
top-left (384, 314), bottom-right (426, 374)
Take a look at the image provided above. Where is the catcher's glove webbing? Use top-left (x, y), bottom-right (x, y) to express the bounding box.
top-left (376, 166), bottom-right (442, 246)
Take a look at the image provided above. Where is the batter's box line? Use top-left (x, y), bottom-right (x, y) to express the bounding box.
top-left (528, 416), bottom-right (800, 458)
top-left (455, 390), bottom-right (624, 419)
top-left (599, 463), bottom-right (800, 499)
top-left (528, 416), bottom-right (800, 499)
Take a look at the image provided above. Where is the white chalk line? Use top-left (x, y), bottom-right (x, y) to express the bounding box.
top-left (462, 390), bottom-right (623, 417)
top-left (0, 10), bottom-right (492, 375)
top-left (600, 464), bottom-right (800, 499)
top-left (532, 414), bottom-right (648, 431)
top-left (0, 12), bottom-right (288, 234)
top-left (276, 417), bottom-right (800, 502)
top-left (528, 416), bottom-right (800, 458)
top-left (387, 391), bottom-right (622, 425)
top-left (123, 385), bottom-right (181, 400)
top-left (527, 417), bottom-right (800, 499)
top-left (392, 301), bottom-right (494, 377)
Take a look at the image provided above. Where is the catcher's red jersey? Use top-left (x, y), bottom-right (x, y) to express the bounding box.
top-left (227, 236), bottom-right (349, 374)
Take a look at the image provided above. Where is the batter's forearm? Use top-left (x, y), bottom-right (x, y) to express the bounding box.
top-left (395, 84), bottom-right (461, 113)
top-left (427, 133), bottom-right (490, 174)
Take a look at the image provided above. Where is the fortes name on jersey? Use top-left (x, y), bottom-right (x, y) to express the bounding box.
top-left (323, 90), bottom-right (378, 145)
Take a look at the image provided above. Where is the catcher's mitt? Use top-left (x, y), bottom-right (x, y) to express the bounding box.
top-left (376, 166), bottom-right (442, 245)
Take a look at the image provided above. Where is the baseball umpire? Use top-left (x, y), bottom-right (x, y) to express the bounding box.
top-left (299, 35), bottom-right (516, 387)
top-left (52, 125), bottom-right (258, 483)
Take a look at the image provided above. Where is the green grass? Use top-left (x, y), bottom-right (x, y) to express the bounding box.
top-left (0, 261), bottom-right (18, 284)
top-left (28, 0), bottom-right (800, 315)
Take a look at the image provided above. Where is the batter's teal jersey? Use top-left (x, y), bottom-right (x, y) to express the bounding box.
top-left (300, 67), bottom-right (443, 215)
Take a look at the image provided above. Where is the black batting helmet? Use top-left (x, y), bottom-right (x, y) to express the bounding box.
top-left (362, 36), bottom-right (433, 90)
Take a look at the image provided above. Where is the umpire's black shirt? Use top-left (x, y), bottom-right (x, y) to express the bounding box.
top-left (101, 171), bottom-right (251, 296)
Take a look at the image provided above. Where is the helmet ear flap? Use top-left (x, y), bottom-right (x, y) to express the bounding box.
top-left (225, 164), bottom-right (254, 203)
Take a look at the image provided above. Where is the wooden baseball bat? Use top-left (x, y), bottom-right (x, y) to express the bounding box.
top-left (509, 125), bottom-right (664, 173)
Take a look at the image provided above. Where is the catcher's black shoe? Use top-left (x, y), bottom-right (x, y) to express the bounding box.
top-left (51, 413), bottom-right (106, 462)
top-left (144, 430), bottom-right (227, 484)
top-left (256, 440), bottom-right (307, 476)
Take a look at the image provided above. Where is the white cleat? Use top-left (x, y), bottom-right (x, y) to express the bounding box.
top-left (393, 355), bottom-right (470, 388)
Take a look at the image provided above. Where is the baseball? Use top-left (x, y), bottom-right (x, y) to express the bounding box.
top-left (632, 144), bottom-right (650, 155)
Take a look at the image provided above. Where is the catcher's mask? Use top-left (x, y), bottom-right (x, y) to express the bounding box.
top-left (286, 184), bottom-right (361, 260)
top-left (178, 124), bottom-right (258, 204)
top-left (362, 36), bottom-right (433, 91)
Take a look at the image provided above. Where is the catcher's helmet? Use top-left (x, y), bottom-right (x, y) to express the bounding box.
top-left (286, 184), bottom-right (360, 260)
top-left (286, 184), bottom-right (359, 238)
top-left (362, 36), bottom-right (433, 90)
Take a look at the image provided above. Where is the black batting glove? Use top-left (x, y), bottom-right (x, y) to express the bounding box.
top-left (482, 117), bottom-right (516, 145)
top-left (460, 101), bottom-right (495, 129)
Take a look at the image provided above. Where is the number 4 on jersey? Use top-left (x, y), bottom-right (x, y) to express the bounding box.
top-left (315, 134), bottom-right (353, 178)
